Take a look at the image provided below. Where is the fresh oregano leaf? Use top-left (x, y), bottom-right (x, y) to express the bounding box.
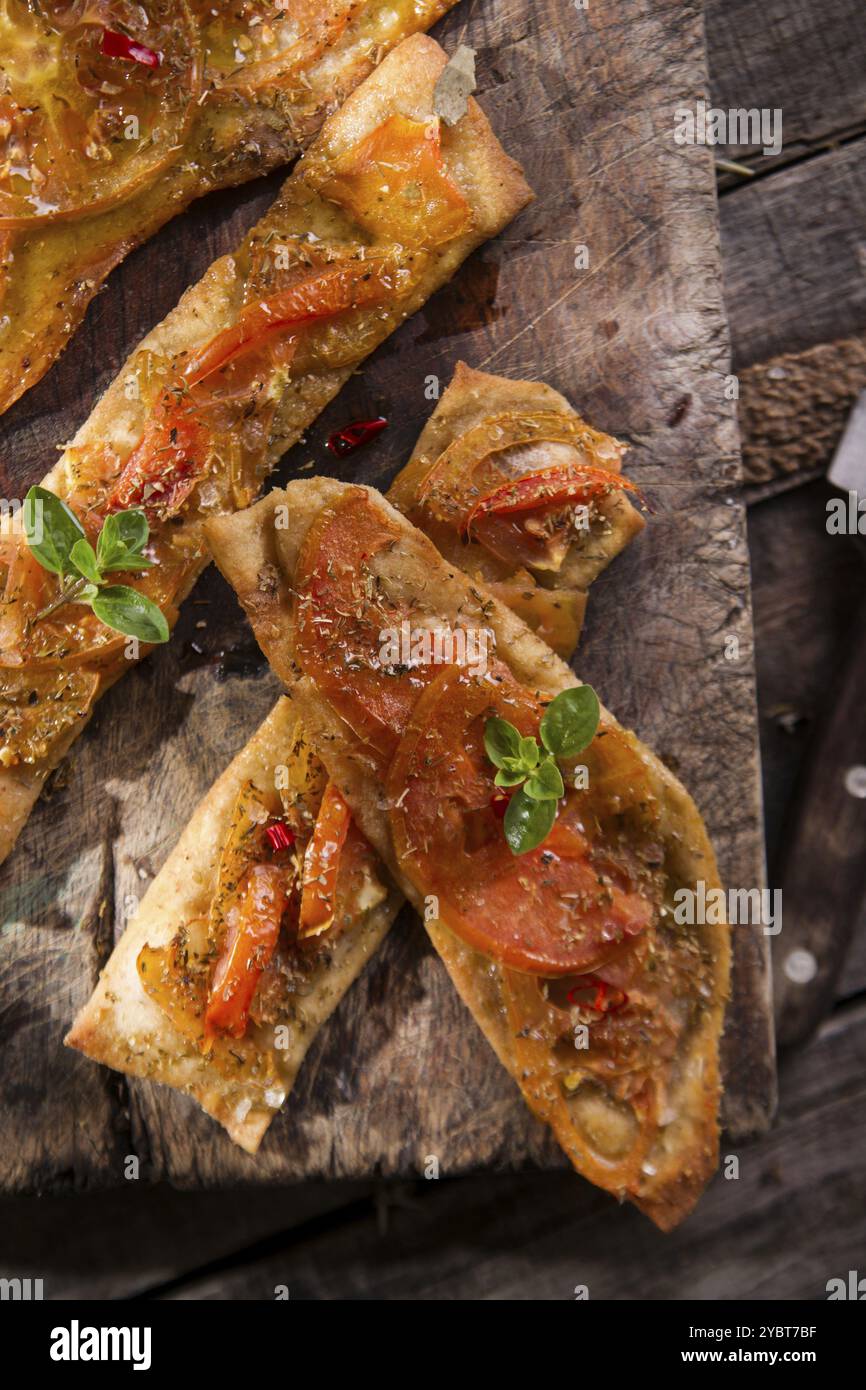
top-left (523, 757), bottom-right (565, 802)
top-left (494, 764), bottom-right (529, 788)
top-left (518, 735), bottom-right (540, 769)
top-left (112, 508), bottom-right (149, 554)
top-left (484, 717), bottom-right (522, 768)
top-left (69, 538), bottom-right (103, 585)
top-left (98, 510), bottom-right (149, 567)
top-left (540, 685), bottom-right (600, 758)
top-left (504, 786), bottom-right (557, 855)
top-left (97, 511), bottom-right (153, 572)
top-left (106, 553), bottom-right (155, 573)
top-left (90, 585), bottom-right (169, 644)
top-left (24, 485), bottom-right (86, 576)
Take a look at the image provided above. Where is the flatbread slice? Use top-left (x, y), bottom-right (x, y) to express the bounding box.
top-left (0, 1), bottom-right (460, 412)
top-left (67, 366), bottom-right (638, 1152)
top-left (388, 361), bottom-right (645, 656)
top-left (0, 34), bottom-right (532, 864)
top-left (206, 479), bottom-right (730, 1228)
top-left (66, 697), bottom-right (401, 1152)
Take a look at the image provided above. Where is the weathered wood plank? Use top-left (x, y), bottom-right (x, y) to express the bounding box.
top-left (160, 1005), bottom-right (866, 1300)
top-left (747, 483), bottom-right (865, 875)
top-left (719, 139), bottom-right (866, 367)
top-left (0, 0), bottom-right (770, 1192)
top-left (1, 1003), bottom-right (862, 1300)
top-left (706, 0), bottom-right (866, 179)
top-left (0, 1181), bottom-right (373, 1301)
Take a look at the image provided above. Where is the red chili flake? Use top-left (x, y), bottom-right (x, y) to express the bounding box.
top-left (567, 974), bottom-right (629, 1014)
top-left (264, 821), bottom-right (295, 854)
top-left (101, 28), bottom-right (162, 68)
top-left (326, 416), bottom-right (388, 458)
top-left (489, 788), bottom-right (513, 819)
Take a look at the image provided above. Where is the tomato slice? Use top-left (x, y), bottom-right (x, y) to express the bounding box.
top-left (0, 0), bottom-right (200, 227)
top-left (195, 0), bottom-right (358, 94)
top-left (204, 863), bottom-right (289, 1041)
top-left (103, 400), bottom-right (208, 520)
top-left (299, 780), bottom-right (351, 938)
top-left (0, 546), bottom-right (51, 661)
top-left (462, 463), bottom-right (644, 538)
top-left (181, 256), bottom-right (394, 387)
top-left (387, 662), bottom-right (660, 975)
top-left (415, 411), bottom-right (631, 573)
top-left (294, 488), bottom-right (443, 767)
top-left (319, 113), bottom-right (472, 248)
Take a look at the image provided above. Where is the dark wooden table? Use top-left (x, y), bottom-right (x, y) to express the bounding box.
top-left (2, 0), bottom-right (865, 1298)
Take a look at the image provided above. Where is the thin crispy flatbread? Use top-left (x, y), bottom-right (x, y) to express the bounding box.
top-left (389, 361), bottom-right (645, 656)
top-left (66, 698), bottom-right (401, 1152)
top-left (0, 35), bottom-right (532, 865)
top-left (207, 479), bottom-right (730, 1228)
top-left (0, 1), bottom-right (460, 412)
top-left (67, 367), bottom-right (639, 1153)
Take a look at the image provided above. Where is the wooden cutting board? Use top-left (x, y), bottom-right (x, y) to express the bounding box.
top-left (0, 0), bottom-right (774, 1193)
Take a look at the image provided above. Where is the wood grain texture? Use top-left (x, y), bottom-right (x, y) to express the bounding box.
top-left (748, 483), bottom-right (865, 871)
top-left (706, 0), bottom-right (866, 179)
top-left (719, 139), bottom-right (866, 368)
top-left (773, 602), bottom-right (866, 1047)
top-left (1, 1003), bottom-right (861, 1300)
top-left (0, 0), bottom-right (771, 1193)
top-left (156, 1004), bottom-right (866, 1300)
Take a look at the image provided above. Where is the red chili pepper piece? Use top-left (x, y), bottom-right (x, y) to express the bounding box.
top-left (264, 820), bottom-right (295, 854)
top-left (102, 29), bottom-right (162, 69)
top-left (567, 973), bottom-right (629, 1013)
top-left (326, 416), bottom-right (388, 458)
top-left (489, 788), bottom-right (513, 819)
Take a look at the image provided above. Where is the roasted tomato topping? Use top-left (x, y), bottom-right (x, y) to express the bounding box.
top-left (387, 661), bottom-right (662, 975)
top-left (299, 781), bottom-right (352, 939)
top-left (462, 463), bottom-right (644, 539)
top-left (320, 113), bottom-right (472, 248)
top-left (204, 862), bottom-right (289, 1041)
top-left (415, 411), bottom-right (632, 573)
top-left (104, 402), bottom-right (207, 519)
top-left (0, 1), bottom-right (200, 227)
top-left (181, 257), bottom-right (395, 388)
top-left (294, 488), bottom-right (446, 767)
top-left (194, 0), bottom-right (358, 93)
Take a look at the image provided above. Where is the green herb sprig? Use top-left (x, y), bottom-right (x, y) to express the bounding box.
top-left (484, 685), bottom-right (600, 856)
top-left (24, 486), bottom-right (169, 644)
